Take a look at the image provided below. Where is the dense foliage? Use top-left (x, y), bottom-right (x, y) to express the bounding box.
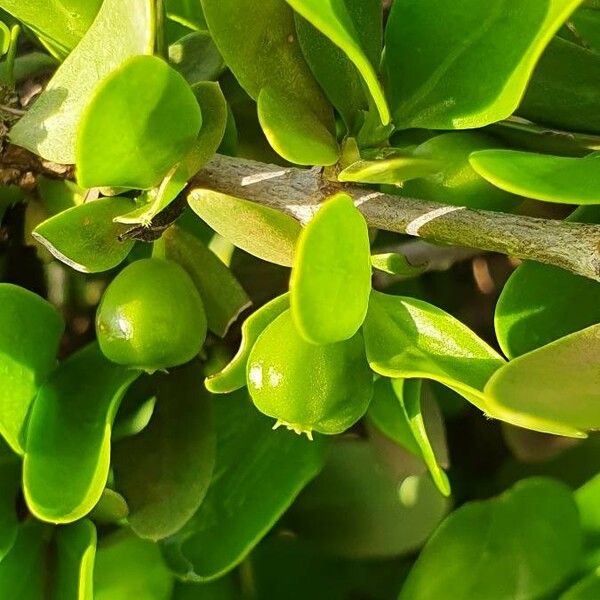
top-left (0, 0), bottom-right (599, 598)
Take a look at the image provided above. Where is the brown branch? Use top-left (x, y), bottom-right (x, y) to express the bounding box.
top-left (2, 142), bottom-right (600, 282)
top-left (193, 154), bottom-right (600, 282)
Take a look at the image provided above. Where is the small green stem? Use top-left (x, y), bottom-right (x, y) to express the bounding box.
top-left (154, 0), bottom-right (168, 60)
top-left (4, 24), bottom-right (20, 88)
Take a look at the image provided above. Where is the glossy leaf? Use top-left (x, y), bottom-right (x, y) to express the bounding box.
top-left (166, 0), bottom-right (207, 30)
top-left (363, 291), bottom-right (504, 413)
top-left (114, 81), bottom-right (227, 226)
top-left (289, 439), bottom-right (449, 558)
top-left (94, 530), bottom-right (173, 600)
top-left (76, 55), bottom-right (201, 189)
top-left (494, 206), bottom-right (600, 358)
top-left (89, 489), bottom-right (129, 524)
top-left (285, 0), bottom-right (389, 125)
top-left (32, 197), bottom-right (136, 273)
top-left (470, 149), bottom-right (600, 204)
top-left (10, 0), bottom-right (153, 163)
top-left (164, 225), bottom-right (250, 337)
top-left (290, 193), bottom-right (371, 344)
top-left (0, 0), bottom-right (102, 57)
top-left (54, 520), bottom-right (97, 600)
top-left (201, 0), bottom-right (338, 164)
top-left (113, 362), bottom-right (216, 540)
top-left (371, 253), bottom-right (427, 278)
top-left (0, 283), bottom-right (63, 454)
top-left (293, 0), bottom-right (382, 133)
top-left (384, 0), bottom-right (583, 129)
top-left (23, 343), bottom-right (141, 523)
top-left (0, 521), bottom-right (47, 599)
top-left (401, 478), bottom-right (581, 599)
top-left (162, 391), bottom-right (326, 581)
top-left (206, 293), bottom-right (289, 393)
top-left (485, 324), bottom-right (600, 437)
top-left (257, 86), bottom-right (340, 166)
top-left (169, 31), bottom-right (225, 85)
top-left (338, 156), bottom-right (440, 185)
top-left (188, 188), bottom-right (301, 266)
top-left (247, 310), bottom-right (373, 437)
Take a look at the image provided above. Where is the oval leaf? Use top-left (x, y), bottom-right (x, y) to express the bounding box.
top-left (33, 197), bottom-right (136, 273)
top-left (0, 283), bottom-right (64, 454)
top-left (399, 478), bottom-right (581, 600)
top-left (23, 343), bottom-right (141, 523)
top-left (470, 149), bottom-right (600, 204)
top-left (290, 193), bottom-right (371, 344)
top-left (113, 362), bottom-right (216, 540)
top-left (76, 55), bottom-right (202, 189)
top-left (10, 0), bottom-right (154, 163)
top-left (485, 324), bottom-right (600, 437)
top-left (384, 0), bottom-right (583, 129)
top-left (188, 188), bottom-right (301, 266)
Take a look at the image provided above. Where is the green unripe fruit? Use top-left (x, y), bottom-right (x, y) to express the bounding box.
top-left (96, 258), bottom-right (207, 372)
top-left (247, 310), bottom-right (373, 438)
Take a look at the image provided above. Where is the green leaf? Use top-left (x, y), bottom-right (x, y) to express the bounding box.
top-left (571, 6), bottom-right (600, 52)
top-left (494, 206), bottom-right (600, 358)
top-left (384, 0), bottom-right (583, 129)
top-left (363, 291), bottom-right (504, 414)
top-left (162, 391), bottom-right (326, 582)
top-left (257, 86), bottom-right (340, 166)
top-left (290, 193), bottom-right (371, 344)
top-left (484, 324), bottom-right (600, 438)
top-left (338, 156), bottom-right (441, 186)
top-left (575, 472), bottom-right (600, 538)
top-left (113, 362), bottom-right (216, 540)
top-left (23, 343), bottom-right (141, 523)
top-left (285, 0), bottom-right (389, 125)
top-left (164, 225), bottom-right (250, 337)
top-left (37, 176), bottom-right (85, 216)
top-left (188, 189), bottom-right (301, 266)
top-left (519, 37), bottom-right (600, 135)
top-left (289, 439), bottom-right (449, 558)
top-left (399, 478), bottom-right (581, 600)
top-left (0, 283), bottom-right (64, 454)
top-left (0, 21), bottom-right (10, 56)
top-left (168, 31), bottom-right (225, 85)
top-left (32, 197), bottom-right (136, 273)
top-left (374, 379), bottom-right (450, 496)
top-left (470, 149), bottom-right (600, 204)
top-left (370, 253), bottom-right (427, 278)
top-left (201, 0), bottom-right (338, 164)
top-left (205, 293), bottom-right (289, 394)
top-left (94, 530), bottom-right (173, 600)
top-left (115, 81), bottom-right (227, 225)
top-left (89, 489), bottom-right (129, 524)
top-left (76, 55), bottom-right (202, 189)
top-left (54, 520), bottom-right (97, 600)
top-left (0, 521), bottom-right (48, 599)
top-left (9, 0), bottom-right (154, 164)
top-left (0, 0), bottom-right (102, 57)
top-left (0, 449), bottom-right (19, 560)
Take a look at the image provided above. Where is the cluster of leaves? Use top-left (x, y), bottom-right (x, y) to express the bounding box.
top-left (0, 0), bottom-right (599, 598)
